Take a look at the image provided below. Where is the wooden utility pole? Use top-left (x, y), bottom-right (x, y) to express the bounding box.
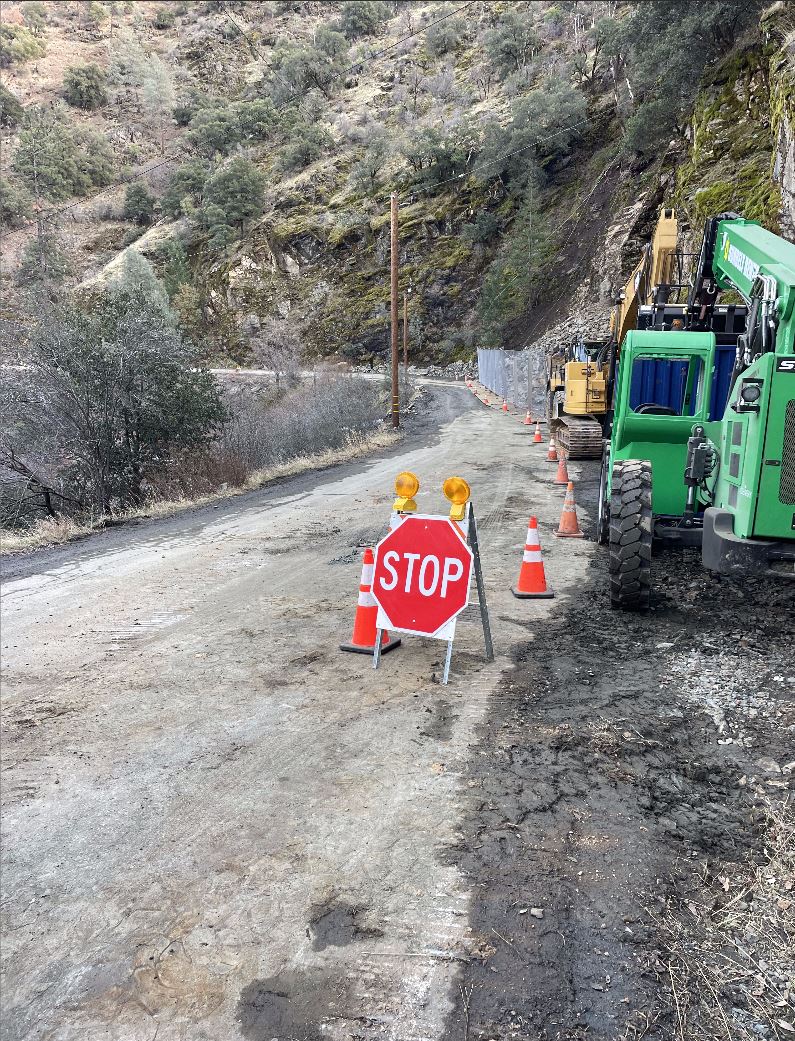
top-left (390, 193), bottom-right (399, 429)
top-left (403, 292), bottom-right (408, 373)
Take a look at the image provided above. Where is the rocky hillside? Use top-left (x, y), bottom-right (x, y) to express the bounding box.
top-left (1, 0), bottom-right (793, 365)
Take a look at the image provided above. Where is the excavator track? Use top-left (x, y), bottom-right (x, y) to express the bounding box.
top-left (554, 416), bottom-right (604, 459)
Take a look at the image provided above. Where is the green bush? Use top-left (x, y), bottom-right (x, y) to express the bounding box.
top-left (315, 25), bottom-right (348, 59)
top-left (271, 41), bottom-right (345, 99)
top-left (85, 2), bottom-right (108, 26)
top-left (425, 10), bottom-right (464, 56)
top-left (201, 158), bottom-right (266, 230)
top-left (20, 1), bottom-right (50, 32)
top-left (12, 109), bottom-right (114, 201)
top-left (0, 176), bottom-right (32, 228)
top-left (2, 253), bottom-right (225, 520)
top-left (153, 7), bottom-right (176, 29)
top-left (484, 9), bottom-right (540, 78)
top-left (186, 99), bottom-right (278, 155)
top-left (476, 75), bottom-right (587, 188)
top-left (161, 159), bottom-right (210, 218)
top-left (277, 124), bottom-right (333, 172)
top-left (63, 63), bottom-right (108, 109)
top-left (187, 106), bottom-right (241, 155)
top-left (401, 121), bottom-right (478, 188)
top-left (462, 211), bottom-right (502, 244)
top-left (123, 182), bottom-right (155, 225)
top-left (337, 1), bottom-right (388, 38)
top-left (158, 239), bottom-right (192, 297)
top-left (0, 24), bottom-right (46, 68)
top-left (0, 83), bottom-right (24, 128)
top-left (477, 188), bottom-right (551, 339)
top-left (18, 229), bottom-right (73, 287)
top-left (236, 98), bottom-right (278, 140)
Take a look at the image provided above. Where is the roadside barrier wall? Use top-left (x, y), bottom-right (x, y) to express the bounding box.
top-left (476, 348), bottom-right (546, 417)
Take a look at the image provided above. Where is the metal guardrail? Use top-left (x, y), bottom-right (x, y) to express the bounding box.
top-left (476, 348), bottom-right (547, 418)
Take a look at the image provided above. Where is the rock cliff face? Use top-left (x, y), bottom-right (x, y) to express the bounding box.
top-left (766, 4), bottom-right (795, 239)
top-left (529, 5), bottom-right (794, 354)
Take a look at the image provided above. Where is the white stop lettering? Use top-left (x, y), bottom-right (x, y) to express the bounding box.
top-left (418, 555), bottom-right (440, 596)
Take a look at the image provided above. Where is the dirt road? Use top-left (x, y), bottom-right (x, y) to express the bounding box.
top-left (2, 386), bottom-right (793, 1041)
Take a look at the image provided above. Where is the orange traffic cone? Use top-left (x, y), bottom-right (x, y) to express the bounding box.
top-left (502, 401), bottom-right (509, 413)
top-left (553, 451), bottom-right (569, 485)
top-left (553, 482), bottom-right (585, 538)
top-left (523, 411), bottom-right (532, 426)
top-left (546, 437), bottom-right (558, 463)
top-left (533, 421), bottom-right (543, 444)
top-left (512, 517), bottom-right (554, 599)
top-left (340, 548), bottom-right (401, 654)
top-left (484, 397), bottom-right (491, 406)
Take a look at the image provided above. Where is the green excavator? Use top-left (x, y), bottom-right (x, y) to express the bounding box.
top-left (596, 214), bottom-right (795, 609)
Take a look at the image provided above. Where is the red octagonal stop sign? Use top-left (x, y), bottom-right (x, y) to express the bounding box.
top-left (372, 515), bottom-right (474, 637)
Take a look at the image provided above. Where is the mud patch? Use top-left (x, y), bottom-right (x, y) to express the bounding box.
top-left (308, 899), bottom-right (383, 951)
top-left (419, 698), bottom-right (456, 740)
top-left (443, 551), bottom-right (793, 1041)
top-left (237, 972), bottom-right (356, 1041)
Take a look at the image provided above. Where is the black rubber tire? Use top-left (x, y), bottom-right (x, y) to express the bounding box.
top-left (596, 443), bottom-right (610, 546)
top-left (609, 459), bottom-right (652, 611)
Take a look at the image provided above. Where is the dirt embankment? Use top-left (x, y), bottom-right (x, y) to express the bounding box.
top-left (444, 550), bottom-right (794, 1041)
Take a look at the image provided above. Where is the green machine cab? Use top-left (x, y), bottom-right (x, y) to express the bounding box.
top-left (597, 216), bottom-right (795, 609)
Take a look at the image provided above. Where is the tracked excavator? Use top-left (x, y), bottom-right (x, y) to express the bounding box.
top-left (547, 209), bottom-right (680, 458)
top-left (597, 213), bottom-right (795, 609)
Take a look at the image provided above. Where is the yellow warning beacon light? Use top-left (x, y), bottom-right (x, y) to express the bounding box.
top-left (393, 471), bottom-right (420, 512)
top-left (443, 476), bottom-right (471, 521)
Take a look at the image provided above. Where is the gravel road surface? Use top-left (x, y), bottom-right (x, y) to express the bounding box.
top-left (2, 386), bottom-right (792, 1041)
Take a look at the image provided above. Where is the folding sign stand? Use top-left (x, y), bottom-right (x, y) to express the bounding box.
top-left (372, 503), bottom-right (494, 685)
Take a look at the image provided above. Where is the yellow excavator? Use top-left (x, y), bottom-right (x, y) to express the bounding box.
top-left (546, 209), bottom-right (680, 457)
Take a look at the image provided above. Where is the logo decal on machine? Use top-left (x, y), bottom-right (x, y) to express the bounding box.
top-left (722, 233), bottom-right (760, 281)
top-left (775, 358), bottom-right (795, 373)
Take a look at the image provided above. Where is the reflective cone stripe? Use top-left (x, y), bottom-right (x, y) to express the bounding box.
top-left (546, 437), bottom-right (558, 462)
top-left (533, 421), bottom-right (543, 443)
top-left (554, 452), bottom-right (569, 484)
top-left (553, 481), bottom-right (585, 538)
top-left (358, 558), bottom-right (376, 608)
top-left (523, 411), bottom-right (532, 426)
top-left (340, 548), bottom-right (401, 655)
top-left (512, 517), bottom-right (554, 599)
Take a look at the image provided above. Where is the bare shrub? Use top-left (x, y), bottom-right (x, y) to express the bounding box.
top-left (249, 314), bottom-right (304, 387)
top-left (149, 375), bottom-right (389, 502)
top-left (221, 375), bottom-right (387, 472)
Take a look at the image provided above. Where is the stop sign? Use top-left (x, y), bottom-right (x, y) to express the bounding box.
top-left (372, 516), bottom-right (474, 637)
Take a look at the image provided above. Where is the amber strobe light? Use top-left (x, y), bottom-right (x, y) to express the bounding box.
top-left (443, 476), bottom-right (471, 521)
top-left (393, 471), bottom-right (420, 512)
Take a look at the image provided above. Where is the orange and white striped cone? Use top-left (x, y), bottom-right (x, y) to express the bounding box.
top-left (546, 437), bottom-right (558, 462)
top-left (523, 411), bottom-right (532, 426)
top-left (502, 401), bottom-right (509, 413)
top-left (553, 451), bottom-right (569, 485)
top-left (512, 516), bottom-right (554, 599)
top-left (553, 482), bottom-right (585, 538)
top-left (340, 548), bottom-right (401, 654)
top-left (533, 421), bottom-right (543, 444)
top-left (484, 397), bottom-right (491, 406)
